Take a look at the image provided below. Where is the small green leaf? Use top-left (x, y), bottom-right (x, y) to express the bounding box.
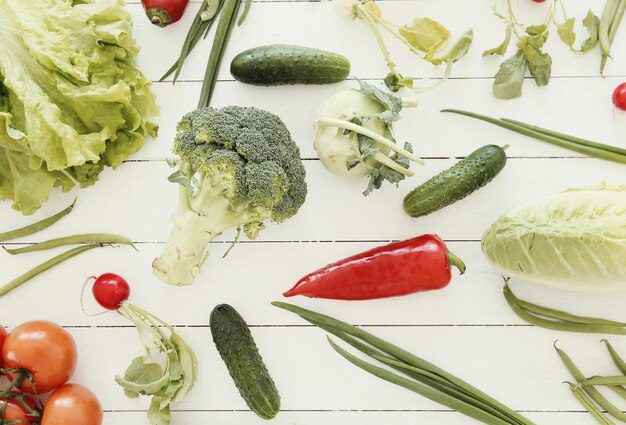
top-left (355, 80), bottom-right (403, 124)
top-left (399, 17), bottom-right (451, 54)
top-left (484, 24), bottom-right (512, 56)
top-left (556, 18), bottom-right (576, 47)
top-left (525, 25), bottom-right (547, 37)
top-left (115, 357), bottom-right (169, 395)
top-left (518, 37), bottom-right (551, 87)
top-left (580, 10), bottom-right (600, 52)
top-left (493, 50), bottom-right (527, 99)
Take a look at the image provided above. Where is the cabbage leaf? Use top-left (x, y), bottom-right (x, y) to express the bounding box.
top-left (0, 0), bottom-right (158, 215)
top-left (482, 184), bottom-right (626, 291)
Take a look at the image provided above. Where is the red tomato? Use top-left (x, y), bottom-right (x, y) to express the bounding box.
top-left (41, 384), bottom-right (102, 425)
top-left (0, 325), bottom-right (6, 369)
top-left (92, 273), bottom-right (130, 310)
top-left (613, 82), bottom-right (626, 111)
top-left (0, 399), bottom-right (31, 425)
top-left (2, 321), bottom-right (77, 394)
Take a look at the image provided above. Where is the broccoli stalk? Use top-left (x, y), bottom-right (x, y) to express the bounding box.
top-left (153, 106), bottom-right (307, 286)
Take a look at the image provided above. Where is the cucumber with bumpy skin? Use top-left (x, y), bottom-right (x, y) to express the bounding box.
top-left (403, 144), bottom-right (507, 218)
top-left (230, 44), bottom-right (351, 85)
top-left (210, 304), bottom-right (280, 419)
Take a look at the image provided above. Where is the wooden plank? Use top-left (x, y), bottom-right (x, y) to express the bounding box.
top-left (26, 326), bottom-right (626, 412)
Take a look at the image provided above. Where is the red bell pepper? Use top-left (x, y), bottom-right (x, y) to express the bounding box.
top-left (283, 234), bottom-right (465, 301)
top-left (141, 0), bottom-right (190, 27)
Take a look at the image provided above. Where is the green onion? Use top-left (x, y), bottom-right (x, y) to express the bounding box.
top-left (327, 337), bottom-right (514, 425)
top-left (441, 109), bottom-right (626, 164)
top-left (0, 200), bottom-right (75, 242)
top-left (197, 0), bottom-right (241, 108)
top-left (272, 301), bottom-right (536, 425)
top-left (0, 245), bottom-right (100, 297)
top-left (3, 233), bottom-right (134, 255)
top-left (160, 0), bottom-right (224, 83)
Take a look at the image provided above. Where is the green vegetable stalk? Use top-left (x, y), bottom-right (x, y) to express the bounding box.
top-left (153, 106), bottom-right (307, 286)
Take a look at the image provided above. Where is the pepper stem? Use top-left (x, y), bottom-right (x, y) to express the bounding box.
top-left (447, 249), bottom-right (466, 274)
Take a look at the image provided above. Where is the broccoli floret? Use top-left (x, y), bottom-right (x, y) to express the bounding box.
top-left (153, 106), bottom-right (308, 286)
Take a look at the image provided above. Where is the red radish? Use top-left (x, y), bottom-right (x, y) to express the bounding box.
top-left (141, 0), bottom-right (190, 27)
top-left (532, 0), bottom-right (546, 2)
top-left (92, 273), bottom-right (130, 310)
top-left (613, 82), bottom-right (626, 111)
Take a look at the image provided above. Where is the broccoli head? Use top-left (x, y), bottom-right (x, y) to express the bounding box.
top-left (153, 106), bottom-right (307, 286)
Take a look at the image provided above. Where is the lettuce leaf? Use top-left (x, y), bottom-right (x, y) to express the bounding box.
top-left (0, 0), bottom-right (158, 214)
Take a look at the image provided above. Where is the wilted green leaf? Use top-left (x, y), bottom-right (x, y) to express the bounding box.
top-left (580, 10), bottom-right (600, 52)
top-left (356, 80), bottom-right (403, 124)
top-left (115, 357), bottom-right (169, 396)
top-left (399, 18), bottom-right (451, 54)
top-left (518, 37), bottom-right (551, 86)
top-left (493, 50), bottom-right (527, 99)
top-left (484, 25), bottom-right (512, 56)
top-left (556, 17), bottom-right (576, 47)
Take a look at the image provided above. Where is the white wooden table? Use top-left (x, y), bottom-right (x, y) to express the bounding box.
top-left (1, 0), bottom-right (626, 424)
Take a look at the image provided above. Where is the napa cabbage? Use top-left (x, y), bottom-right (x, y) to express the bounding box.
top-left (482, 184), bottom-right (626, 291)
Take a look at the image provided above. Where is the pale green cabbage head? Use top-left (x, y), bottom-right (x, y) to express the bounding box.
top-left (0, 0), bottom-right (159, 214)
top-left (481, 184), bottom-right (626, 291)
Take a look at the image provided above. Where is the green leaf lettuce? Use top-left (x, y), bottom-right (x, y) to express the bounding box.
top-left (0, 0), bottom-right (159, 214)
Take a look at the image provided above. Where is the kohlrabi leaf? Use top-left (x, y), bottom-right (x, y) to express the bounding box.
top-left (493, 50), bottom-right (527, 99)
top-left (399, 17), bottom-right (451, 54)
top-left (356, 80), bottom-right (403, 124)
top-left (482, 184), bottom-right (626, 291)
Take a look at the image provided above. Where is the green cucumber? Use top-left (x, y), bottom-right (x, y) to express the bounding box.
top-left (230, 44), bottom-right (351, 85)
top-left (403, 144), bottom-right (507, 218)
top-left (210, 304), bottom-right (280, 419)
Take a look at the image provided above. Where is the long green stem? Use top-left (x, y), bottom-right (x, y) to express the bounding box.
top-left (272, 301), bottom-right (536, 425)
top-left (372, 152), bottom-right (414, 176)
top-left (441, 109), bottom-right (626, 164)
top-left (0, 200), bottom-right (75, 242)
top-left (580, 376), bottom-right (626, 386)
top-left (328, 338), bottom-right (514, 425)
top-left (500, 119), bottom-right (626, 157)
top-left (4, 233), bottom-right (134, 255)
top-left (317, 118), bottom-right (424, 163)
top-left (197, 0), bottom-right (241, 108)
top-left (356, 3), bottom-right (399, 76)
top-left (0, 245), bottom-right (100, 297)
